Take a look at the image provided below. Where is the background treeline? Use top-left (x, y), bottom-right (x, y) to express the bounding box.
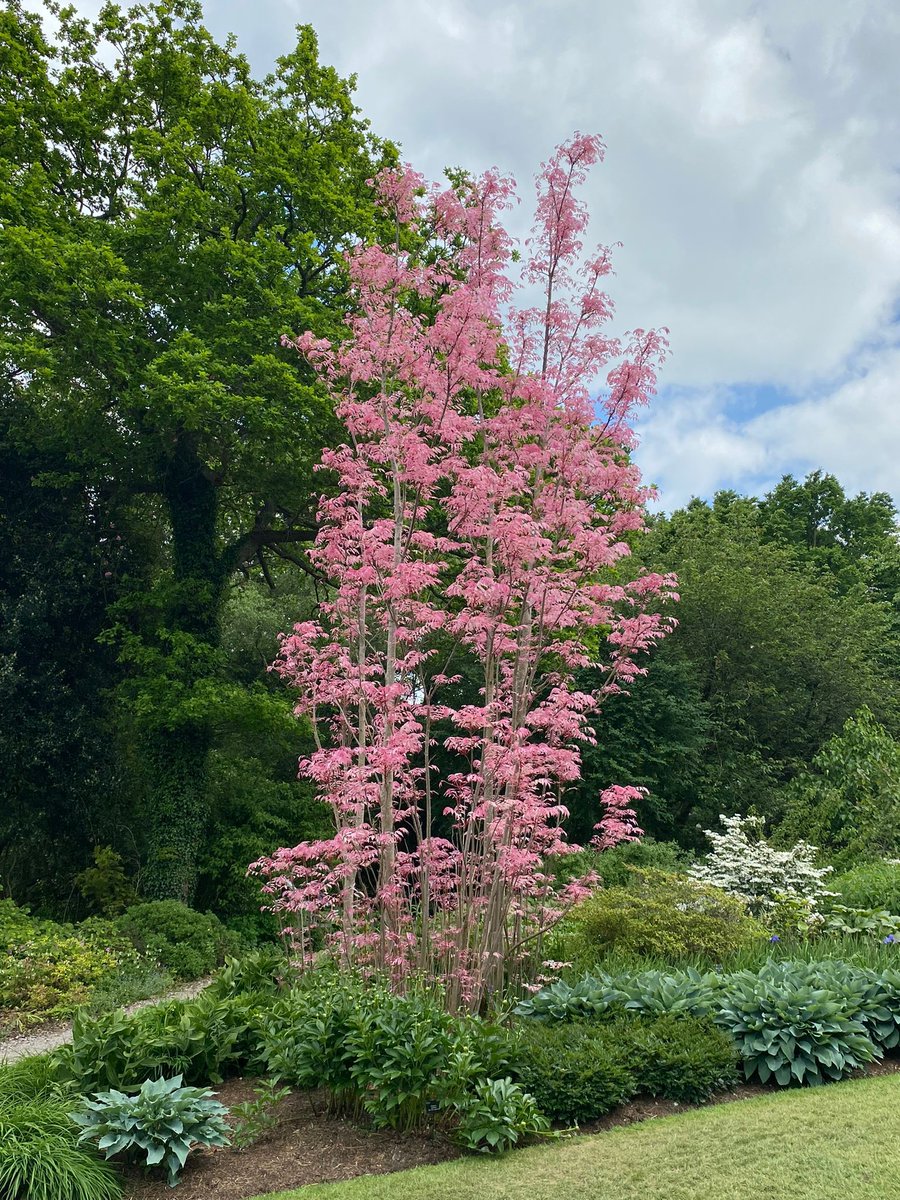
top-left (3, 0), bottom-right (899, 936)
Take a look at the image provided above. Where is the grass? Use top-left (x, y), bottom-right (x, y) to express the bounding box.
top-left (250, 1073), bottom-right (899, 1200)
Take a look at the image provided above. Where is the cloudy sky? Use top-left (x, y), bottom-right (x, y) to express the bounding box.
top-left (65, 0), bottom-right (900, 510)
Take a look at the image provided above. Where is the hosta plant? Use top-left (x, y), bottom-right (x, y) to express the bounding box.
top-left (617, 968), bottom-right (722, 1018)
top-left (715, 968), bottom-right (878, 1086)
top-left (516, 968), bottom-right (722, 1022)
top-left (824, 905), bottom-right (900, 939)
top-left (513, 974), bottom-right (625, 1022)
top-left (72, 1074), bottom-right (230, 1186)
top-left (785, 959), bottom-right (900, 1052)
top-left (455, 1078), bottom-right (551, 1153)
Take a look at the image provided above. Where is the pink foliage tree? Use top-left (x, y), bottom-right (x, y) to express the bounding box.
top-left (250, 134), bottom-right (677, 1010)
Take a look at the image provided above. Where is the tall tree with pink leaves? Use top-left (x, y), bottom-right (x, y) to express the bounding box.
top-left (251, 135), bottom-right (677, 1010)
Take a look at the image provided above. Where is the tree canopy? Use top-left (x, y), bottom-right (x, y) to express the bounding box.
top-left (0, 0), bottom-right (392, 899)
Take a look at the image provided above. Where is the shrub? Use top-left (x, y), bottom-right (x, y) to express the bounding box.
top-left (513, 1021), bottom-right (635, 1123)
top-left (115, 901), bottom-right (240, 981)
top-left (0, 1093), bottom-right (121, 1200)
top-left (454, 1078), bottom-right (550, 1153)
top-left (619, 1014), bottom-right (739, 1103)
top-left (830, 860), bottom-right (900, 915)
top-left (689, 814), bottom-right (833, 918)
top-left (0, 920), bottom-right (141, 1025)
top-left (0, 897), bottom-right (36, 949)
top-left (716, 963), bottom-right (878, 1085)
top-left (519, 958), bottom-right (900, 1089)
top-left (569, 869), bottom-right (765, 962)
top-left (73, 1074), bottom-right (230, 1187)
top-left (548, 839), bottom-right (689, 891)
top-left (57, 991), bottom-right (262, 1093)
top-left (259, 976), bottom-right (519, 1131)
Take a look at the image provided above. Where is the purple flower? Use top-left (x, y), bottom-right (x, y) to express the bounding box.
top-left (769, 935), bottom-right (780, 943)
top-left (884, 934), bottom-right (896, 944)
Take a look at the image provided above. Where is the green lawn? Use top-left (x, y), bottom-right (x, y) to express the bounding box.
top-left (251, 1074), bottom-right (898, 1200)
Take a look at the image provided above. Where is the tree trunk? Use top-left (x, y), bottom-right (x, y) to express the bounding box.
top-left (142, 435), bottom-right (224, 902)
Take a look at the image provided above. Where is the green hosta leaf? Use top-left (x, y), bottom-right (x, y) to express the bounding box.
top-left (71, 1075), bottom-right (230, 1183)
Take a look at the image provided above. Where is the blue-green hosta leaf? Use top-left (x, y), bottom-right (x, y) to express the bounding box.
top-left (144, 1142), bottom-right (166, 1166)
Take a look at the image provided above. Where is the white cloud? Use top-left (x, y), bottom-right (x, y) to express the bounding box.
top-left (279, 0), bottom-right (900, 389)
top-left (636, 340), bottom-right (900, 508)
top-left (46, 0), bottom-right (900, 506)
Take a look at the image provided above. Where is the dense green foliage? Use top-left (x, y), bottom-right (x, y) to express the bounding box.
top-left (114, 901), bottom-right (240, 981)
top-left (715, 963), bottom-right (878, 1085)
top-left (257, 973), bottom-right (519, 1136)
top-left (0, 1082), bottom-right (122, 1200)
top-left (0, 902), bottom-right (151, 1029)
top-left (830, 860), bottom-right (900, 913)
top-left (777, 710), bottom-right (900, 865)
top-left (48, 967), bottom-right (547, 1153)
top-left (564, 869), bottom-right (766, 962)
top-left (0, 0), bottom-right (387, 906)
top-left (72, 1074), bottom-right (231, 1186)
top-left (0, 0), bottom-right (898, 958)
top-left (575, 475), bottom-right (900, 846)
top-left (518, 955), bottom-right (900, 1089)
top-left (617, 1014), bottom-right (739, 1103)
top-left (454, 1079), bottom-right (550, 1153)
top-left (57, 992), bottom-right (266, 1092)
top-left (0, 897), bottom-right (242, 1029)
top-left (512, 1021), bottom-right (636, 1122)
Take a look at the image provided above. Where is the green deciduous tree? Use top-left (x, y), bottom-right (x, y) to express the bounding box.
top-left (777, 708), bottom-right (900, 866)
top-left (574, 485), bottom-right (900, 847)
top-left (0, 0), bottom-right (392, 899)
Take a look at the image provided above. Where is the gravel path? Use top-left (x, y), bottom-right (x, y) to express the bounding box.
top-left (0, 978), bottom-right (212, 1065)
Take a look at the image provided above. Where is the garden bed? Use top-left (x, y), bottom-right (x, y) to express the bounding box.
top-left (120, 1078), bottom-right (460, 1199)
top-left (119, 1057), bottom-right (900, 1200)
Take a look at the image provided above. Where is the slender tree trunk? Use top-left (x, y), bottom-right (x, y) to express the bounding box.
top-left (142, 435), bottom-right (224, 902)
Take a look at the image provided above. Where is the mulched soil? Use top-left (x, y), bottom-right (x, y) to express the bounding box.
top-left (120, 1079), bottom-right (461, 1199)
top-left (121, 1055), bottom-right (900, 1199)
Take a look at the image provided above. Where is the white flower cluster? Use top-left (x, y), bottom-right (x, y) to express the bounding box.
top-left (689, 814), bottom-right (833, 916)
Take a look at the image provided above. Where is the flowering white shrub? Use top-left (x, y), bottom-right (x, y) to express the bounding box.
top-left (689, 814), bottom-right (833, 918)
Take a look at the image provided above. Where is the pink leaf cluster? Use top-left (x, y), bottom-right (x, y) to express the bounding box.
top-left (251, 134), bottom-right (677, 1010)
top-left (592, 785), bottom-right (647, 851)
